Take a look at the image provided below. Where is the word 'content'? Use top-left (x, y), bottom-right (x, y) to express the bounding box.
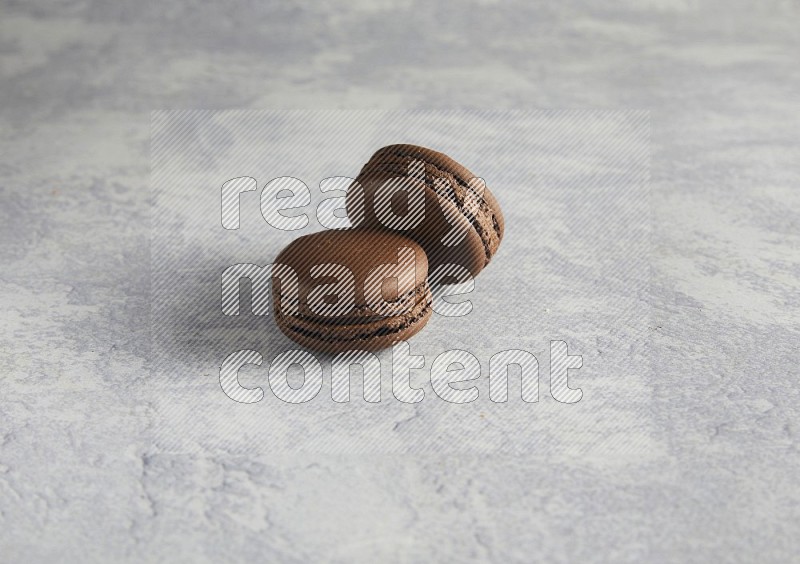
top-left (220, 341), bottom-right (584, 405)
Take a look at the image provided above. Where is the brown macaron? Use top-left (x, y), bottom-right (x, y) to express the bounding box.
top-left (346, 144), bottom-right (505, 279)
top-left (272, 229), bottom-right (432, 353)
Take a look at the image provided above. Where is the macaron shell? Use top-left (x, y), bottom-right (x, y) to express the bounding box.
top-left (347, 168), bottom-right (486, 277)
top-left (273, 229), bottom-right (428, 315)
top-left (365, 144), bottom-right (505, 242)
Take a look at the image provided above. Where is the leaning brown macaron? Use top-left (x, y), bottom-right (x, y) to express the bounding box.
top-left (272, 229), bottom-right (432, 353)
top-left (346, 144), bottom-right (505, 279)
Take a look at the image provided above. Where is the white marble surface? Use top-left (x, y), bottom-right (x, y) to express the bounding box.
top-left (1, 1), bottom-right (799, 562)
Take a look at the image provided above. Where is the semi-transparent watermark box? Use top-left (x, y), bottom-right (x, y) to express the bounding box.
top-left (150, 110), bottom-right (651, 455)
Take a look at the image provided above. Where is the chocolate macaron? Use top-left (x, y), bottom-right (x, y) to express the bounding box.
top-left (346, 144), bottom-right (505, 278)
top-left (272, 229), bottom-right (432, 353)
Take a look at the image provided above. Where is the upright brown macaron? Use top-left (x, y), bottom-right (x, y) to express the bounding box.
top-left (272, 229), bottom-right (432, 353)
top-left (346, 144), bottom-right (505, 279)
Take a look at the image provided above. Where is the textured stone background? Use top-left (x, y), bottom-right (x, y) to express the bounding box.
top-left (1, 1), bottom-right (798, 562)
